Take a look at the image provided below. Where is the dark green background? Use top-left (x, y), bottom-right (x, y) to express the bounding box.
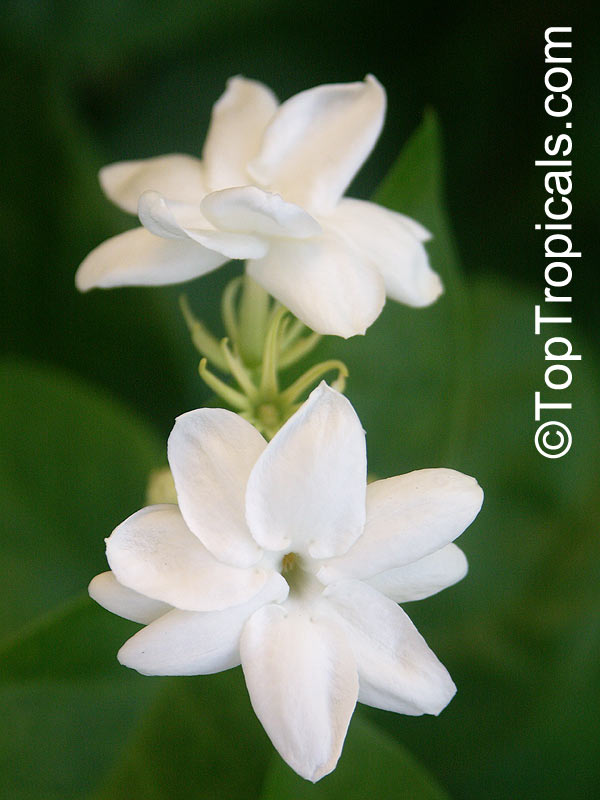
top-left (1, 2), bottom-right (598, 798)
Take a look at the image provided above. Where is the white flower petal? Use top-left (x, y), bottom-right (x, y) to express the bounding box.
top-left (325, 198), bottom-right (442, 306)
top-left (203, 76), bottom-right (278, 191)
top-left (201, 186), bottom-right (321, 239)
top-left (118, 572), bottom-right (288, 676)
top-left (240, 603), bottom-right (358, 782)
top-left (168, 408), bottom-right (266, 568)
top-left (323, 580), bottom-right (456, 715)
top-left (89, 571), bottom-right (171, 624)
top-left (248, 75), bottom-right (386, 216)
top-left (100, 154), bottom-right (207, 214)
top-left (247, 235), bottom-right (385, 338)
top-left (366, 544), bottom-right (468, 603)
top-left (318, 469), bottom-right (483, 583)
top-left (138, 191), bottom-right (269, 259)
top-left (106, 504), bottom-right (272, 612)
top-left (75, 226), bottom-right (227, 291)
top-left (245, 383), bottom-right (366, 559)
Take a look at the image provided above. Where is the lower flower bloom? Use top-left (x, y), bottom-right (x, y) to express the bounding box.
top-left (89, 383), bottom-right (483, 781)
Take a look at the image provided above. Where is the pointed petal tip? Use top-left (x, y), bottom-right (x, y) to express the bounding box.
top-left (364, 73), bottom-right (385, 95)
top-left (74, 265), bottom-right (94, 292)
top-left (406, 268), bottom-right (444, 308)
top-left (429, 676), bottom-right (457, 716)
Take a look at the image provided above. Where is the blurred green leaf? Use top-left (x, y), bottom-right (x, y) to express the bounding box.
top-left (90, 670), bottom-right (272, 800)
top-left (0, 358), bottom-right (164, 640)
top-left (319, 111), bottom-right (471, 474)
top-left (259, 715), bottom-right (450, 800)
top-left (0, 359), bottom-right (167, 798)
top-left (365, 278), bottom-right (600, 799)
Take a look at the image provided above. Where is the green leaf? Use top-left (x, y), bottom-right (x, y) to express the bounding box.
top-left (259, 715), bottom-right (450, 800)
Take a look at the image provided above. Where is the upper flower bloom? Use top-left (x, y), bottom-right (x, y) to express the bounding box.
top-left (76, 76), bottom-right (443, 338)
top-left (89, 383), bottom-right (483, 781)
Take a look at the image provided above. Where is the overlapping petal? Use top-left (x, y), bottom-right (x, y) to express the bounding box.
top-left (323, 580), bottom-right (456, 715)
top-left (245, 383), bottom-right (366, 558)
top-left (118, 573), bottom-right (289, 677)
top-left (88, 571), bottom-right (171, 624)
top-left (168, 408), bottom-right (266, 567)
top-left (88, 379), bottom-right (483, 782)
top-left (106, 505), bottom-right (272, 611)
top-left (240, 604), bottom-right (358, 782)
top-left (202, 76), bottom-right (278, 191)
top-left (75, 227), bottom-right (227, 291)
top-left (324, 198), bottom-right (443, 306)
top-left (201, 186), bottom-right (321, 239)
top-left (248, 75), bottom-right (385, 216)
top-left (366, 544), bottom-right (468, 603)
top-left (247, 235), bottom-right (385, 337)
top-left (318, 469), bottom-right (483, 583)
top-left (99, 154), bottom-right (207, 214)
top-left (77, 75), bottom-right (441, 340)
top-left (138, 191), bottom-right (269, 259)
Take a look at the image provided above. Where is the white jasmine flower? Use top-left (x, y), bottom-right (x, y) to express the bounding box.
top-left (89, 384), bottom-right (482, 781)
top-left (76, 76), bottom-right (442, 338)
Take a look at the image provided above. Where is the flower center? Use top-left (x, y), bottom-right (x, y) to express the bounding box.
top-left (279, 551), bottom-right (323, 605)
top-left (281, 551), bottom-right (298, 574)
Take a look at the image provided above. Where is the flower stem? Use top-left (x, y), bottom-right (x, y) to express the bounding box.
top-left (238, 274), bottom-right (271, 366)
top-left (179, 295), bottom-right (229, 372)
top-left (199, 359), bottom-right (250, 410)
top-left (280, 360), bottom-right (349, 405)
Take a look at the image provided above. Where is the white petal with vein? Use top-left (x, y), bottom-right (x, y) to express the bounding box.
top-left (240, 603), bottom-right (358, 782)
top-left (245, 383), bottom-right (366, 559)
